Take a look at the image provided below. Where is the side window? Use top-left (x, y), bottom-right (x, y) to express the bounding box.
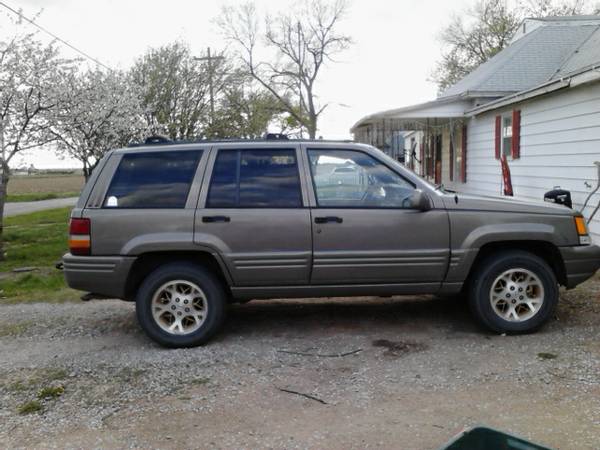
top-left (207, 149), bottom-right (302, 208)
top-left (501, 114), bottom-right (513, 157)
top-left (308, 149), bottom-right (415, 208)
top-left (104, 150), bottom-right (201, 208)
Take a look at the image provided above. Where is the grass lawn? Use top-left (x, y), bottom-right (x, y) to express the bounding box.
top-left (1, 208), bottom-right (79, 303)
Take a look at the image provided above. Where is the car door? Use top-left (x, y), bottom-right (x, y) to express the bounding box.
top-left (195, 144), bottom-right (312, 286)
top-left (305, 147), bottom-right (449, 286)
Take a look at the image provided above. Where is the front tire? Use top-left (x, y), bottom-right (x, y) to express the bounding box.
top-left (468, 250), bottom-right (558, 334)
top-left (135, 262), bottom-right (226, 347)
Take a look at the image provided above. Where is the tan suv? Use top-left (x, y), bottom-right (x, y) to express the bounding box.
top-left (63, 138), bottom-right (600, 347)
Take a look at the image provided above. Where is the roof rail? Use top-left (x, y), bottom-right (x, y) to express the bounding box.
top-left (127, 134), bottom-right (356, 148)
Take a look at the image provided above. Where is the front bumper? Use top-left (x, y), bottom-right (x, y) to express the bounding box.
top-left (62, 253), bottom-right (136, 299)
top-left (559, 244), bottom-right (600, 288)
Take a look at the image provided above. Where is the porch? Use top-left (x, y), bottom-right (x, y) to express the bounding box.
top-left (350, 98), bottom-right (470, 188)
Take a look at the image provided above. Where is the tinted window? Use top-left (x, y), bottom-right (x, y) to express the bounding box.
top-left (104, 150), bottom-right (201, 208)
top-left (207, 149), bottom-right (302, 208)
top-left (206, 150), bottom-right (238, 208)
top-left (308, 149), bottom-right (415, 208)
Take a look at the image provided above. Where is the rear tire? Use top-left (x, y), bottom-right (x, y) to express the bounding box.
top-left (135, 262), bottom-right (226, 347)
top-left (468, 250), bottom-right (558, 334)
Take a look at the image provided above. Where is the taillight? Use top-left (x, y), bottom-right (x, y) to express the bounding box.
top-left (69, 218), bottom-right (91, 255)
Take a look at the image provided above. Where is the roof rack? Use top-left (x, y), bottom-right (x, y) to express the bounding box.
top-left (127, 133), bottom-right (355, 148)
top-left (144, 135), bottom-right (172, 145)
top-left (264, 133), bottom-right (289, 141)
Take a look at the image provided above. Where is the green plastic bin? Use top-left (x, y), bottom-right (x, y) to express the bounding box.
top-left (439, 426), bottom-right (554, 450)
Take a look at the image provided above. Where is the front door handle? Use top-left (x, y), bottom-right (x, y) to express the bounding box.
top-left (314, 216), bottom-right (343, 224)
top-left (202, 215), bottom-right (231, 223)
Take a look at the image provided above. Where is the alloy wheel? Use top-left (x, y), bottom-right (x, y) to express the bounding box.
top-left (489, 268), bottom-right (545, 322)
top-left (151, 280), bottom-right (208, 335)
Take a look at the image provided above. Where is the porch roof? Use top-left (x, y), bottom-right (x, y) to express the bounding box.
top-left (350, 96), bottom-right (471, 134)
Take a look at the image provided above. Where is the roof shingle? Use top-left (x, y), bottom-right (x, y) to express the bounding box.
top-left (440, 18), bottom-right (600, 99)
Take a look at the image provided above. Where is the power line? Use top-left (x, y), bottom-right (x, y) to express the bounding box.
top-left (0, 0), bottom-right (112, 71)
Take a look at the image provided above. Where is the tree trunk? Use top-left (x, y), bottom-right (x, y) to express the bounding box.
top-left (82, 161), bottom-right (90, 183)
top-left (0, 160), bottom-right (9, 262)
top-left (83, 159), bottom-right (100, 183)
top-left (307, 117), bottom-right (317, 139)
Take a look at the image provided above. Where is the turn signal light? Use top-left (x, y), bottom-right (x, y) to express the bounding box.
top-left (574, 216), bottom-right (591, 245)
top-left (69, 218), bottom-right (91, 255)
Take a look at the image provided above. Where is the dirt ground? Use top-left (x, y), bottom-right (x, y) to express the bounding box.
top-left (0, 277), bottom-right (599, 449)
top-left (8, 174), bottom-right (84, 195)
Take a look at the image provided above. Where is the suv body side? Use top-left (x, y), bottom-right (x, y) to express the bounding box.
top-left (63, 141), bottom-right (600, 302)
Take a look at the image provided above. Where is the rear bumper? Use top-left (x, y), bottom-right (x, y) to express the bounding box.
top-left (559, 244), bottom-right (600, 289)
top-left (62, 253), bottom-right (135, 299)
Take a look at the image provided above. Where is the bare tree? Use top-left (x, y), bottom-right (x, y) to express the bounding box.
top-left (432, 0), bottom-right (600, 92)
top-left (0, 33), bottom-right (72, 259)
top-left (47, 69), bottom-right (145, 181)
top-left (207, 71), bottom-right (290, 138)
top-left (522, 0), bottom-right (598, 15)
top-left (217, 0), bottom-right (352, 139)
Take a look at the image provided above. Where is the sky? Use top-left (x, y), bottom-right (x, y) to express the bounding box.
top-left (5, 0), bottom-right (473, 168)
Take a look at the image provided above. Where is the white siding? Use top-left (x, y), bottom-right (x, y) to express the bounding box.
top-left (447, 81), bottom-right (600, 242)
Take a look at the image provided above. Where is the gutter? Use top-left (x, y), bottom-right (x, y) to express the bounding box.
top-left (468, 63), bottom-right (600, 116)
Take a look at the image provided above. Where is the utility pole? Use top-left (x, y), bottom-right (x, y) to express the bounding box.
top-left (194, 47), bottom-right (225, 127)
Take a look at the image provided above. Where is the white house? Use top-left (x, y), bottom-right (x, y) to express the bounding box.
top-left (352, 15), bottom-right (600, 241)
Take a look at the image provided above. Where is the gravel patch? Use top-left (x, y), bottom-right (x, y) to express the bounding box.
top-left (0, 279), bottom-right (599, 449)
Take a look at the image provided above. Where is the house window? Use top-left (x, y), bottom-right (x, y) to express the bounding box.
top-left (501, 115), bottom-right (513, 157)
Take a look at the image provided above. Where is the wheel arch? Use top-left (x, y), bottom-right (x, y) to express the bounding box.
top-left (124, 250), bottom-right (233, 301)
top-left (466, 240), bottom-right (567, 288)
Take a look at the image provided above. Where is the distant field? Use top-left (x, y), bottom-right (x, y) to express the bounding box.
top-left (7, 174), bottom-right (84, 202)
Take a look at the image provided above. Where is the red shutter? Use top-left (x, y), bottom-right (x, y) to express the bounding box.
top-left (449, 138), bottom-right (454, 182)
top-left (494, 115), bottom-right (501, 160)
top-left (511, 110), bottom-right (521, 159)
top-left (461, 124), bottom-right (467, 183)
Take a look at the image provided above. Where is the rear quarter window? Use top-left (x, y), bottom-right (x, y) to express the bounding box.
top-left (104, 150), bottom-right (201, 208)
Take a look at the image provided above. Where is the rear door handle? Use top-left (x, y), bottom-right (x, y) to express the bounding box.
top-left (202, 215), bottom-right (231, 223)
top-left (314, 216), bottom-right (343, 224)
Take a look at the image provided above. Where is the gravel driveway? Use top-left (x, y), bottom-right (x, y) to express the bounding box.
top-left (1, 278), bottom-right (599, 449)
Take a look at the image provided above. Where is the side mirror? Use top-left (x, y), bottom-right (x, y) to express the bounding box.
top-left (409, 189), bottom-right (431, 211)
